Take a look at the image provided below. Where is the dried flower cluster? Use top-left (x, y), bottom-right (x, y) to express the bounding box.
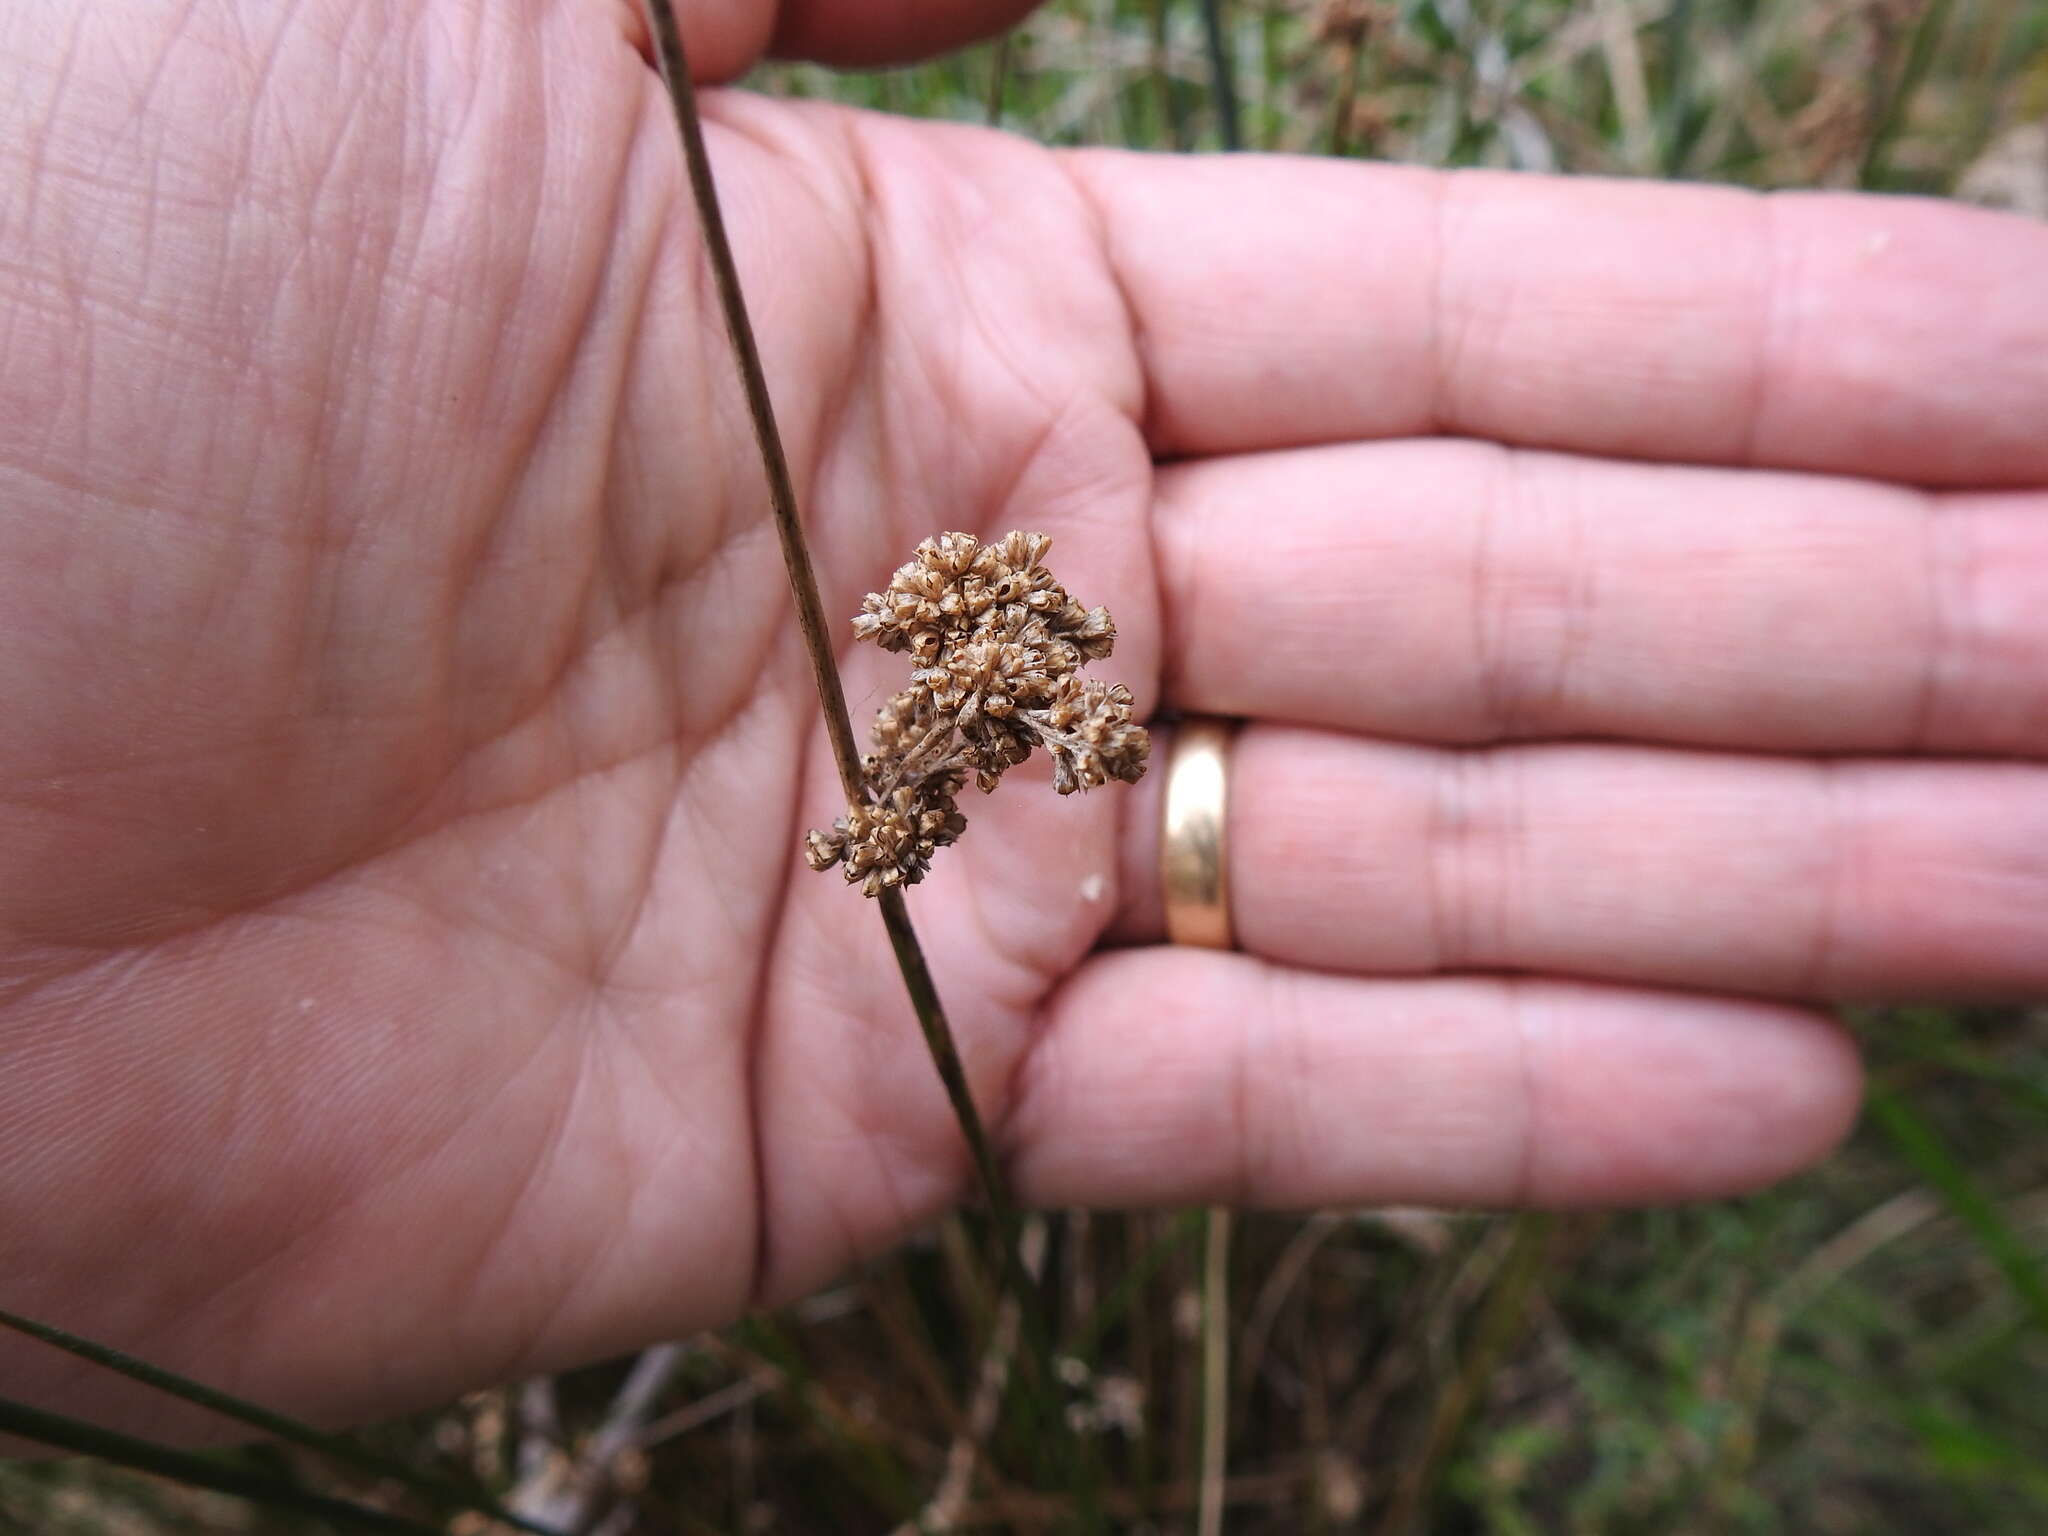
top-left (805, 531), bottom-right (1150, 896)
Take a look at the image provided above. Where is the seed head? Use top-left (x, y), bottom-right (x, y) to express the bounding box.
top-left (805, 532), bottom-right (1149, 895)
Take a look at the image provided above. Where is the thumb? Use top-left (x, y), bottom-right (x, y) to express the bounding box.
top-left (770, 0), bottom-right (1042, 69)
top-left (620, 0), bottom-right (1043, 80)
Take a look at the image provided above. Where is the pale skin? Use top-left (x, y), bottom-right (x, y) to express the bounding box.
top-left (3, 0), bottom-right (2045, 1436)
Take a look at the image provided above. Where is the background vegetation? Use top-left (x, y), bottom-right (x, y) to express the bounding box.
top-left (6, 0), bottom-right (2047, 1531)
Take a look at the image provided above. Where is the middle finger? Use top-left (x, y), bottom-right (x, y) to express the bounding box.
top-left (1155, 439), bottom-right (2048, 755)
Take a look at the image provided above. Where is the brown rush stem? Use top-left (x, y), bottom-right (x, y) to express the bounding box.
top-left (875, 888), bottom-right (1010, 1226)
top-left (639, 0), bottom-right (1022, 1266)
top-left (639, 4), bottom-right (863, 806)
top-left (636, 6), bottom-right (1093, 1518)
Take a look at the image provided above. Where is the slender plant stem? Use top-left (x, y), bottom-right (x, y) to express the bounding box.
top-left (1150, 0), bottom-right (1186, 152)
top-left (638, 1), bottom-right (863, 806)
top-left (1196, 0), bottom-right (1241, 151)
top-left (726, 1318), bottom-right (920, 1513)
top-left (1379, 1214), bottom-right (1556, 1536)
top-left (986, 33), bottom-right (1012, 126)
top-left (636, 7), bottom-right (1093, 1523)
top-left (888, 1215), bottom-right (1048, 1536)
top-left (1954, 0), bottom-right (2021, 182)
top-left (1063, 1207), bottom-right (1205, 1363)
top-left (1859, 0), bottom-right (1955, 189)
top-left (1326, 30), bottom-right (1365, 158)
top-left (876, 889), bottom-right (1009, 1228)
top-left (0, 1306), bottom-right (559, 1536)
top-left (509, 1344), bottom-right (691, 1531)
top-left (864, 908), bottom-right (1091, 1508)
top-left (1659, 0), bottom-right (1696, 177)
top-left (637, 0), bottom-right (1034, 1315)
top-left (0, 1396), bottom-right (456, 1536)
top-left (1195, 1206), bottom-right (1232, 1536)
top-left (1869, 1086), bottom-right (2048, 1332)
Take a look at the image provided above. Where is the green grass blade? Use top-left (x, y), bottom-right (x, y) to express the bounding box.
top-left (1658, 0), bottom-right (1696, 175)
top-left (1866, 1086), bottom-right (2048, 1334)
top-left (1195, 0), bottom-right (1241, 150)
top-left (1149, 0), bottom-right (1187, 152)
top-left (1896, 1397), bottom-right (2048, 1497)
top-left (1062, 1207), bottom-right (1205, 1364)
top-left (1381, 1214), bottom-right (1557, 1536)
top-left (986, 33), bottom-right (1012, 125)
top-left (1877, 1008), bottom-right (2048, 1126)
top-left (0, 1395), bottom-right (450, 1535)
top-left (1195, 1206), bottom-right (1231, 1536)
top-left (1860, 0), bottom-right (1957, 188)
top-left (730, 1316), bottom-right (919, 1516)
top-left (0, 1306), bottom-right (561, 1536)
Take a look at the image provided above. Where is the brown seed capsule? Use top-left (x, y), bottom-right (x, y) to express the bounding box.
top-left (804, 532), bottom-right (1150, 896)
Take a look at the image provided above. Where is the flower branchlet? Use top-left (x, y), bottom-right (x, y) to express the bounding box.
top-left (804, 531), bottom-right (1150, 896)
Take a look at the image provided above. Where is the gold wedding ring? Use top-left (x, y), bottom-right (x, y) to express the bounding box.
top-left (1161, 716), bottom-right (1237, 949)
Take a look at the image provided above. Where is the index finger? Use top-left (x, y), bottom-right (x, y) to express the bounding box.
top-left (1066, 154), bottom-right (2048, 487)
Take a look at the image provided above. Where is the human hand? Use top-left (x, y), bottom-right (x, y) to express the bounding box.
top-left (3, 0), bottom-right (2044, 1433)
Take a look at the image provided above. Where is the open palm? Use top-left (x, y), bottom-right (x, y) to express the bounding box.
top-left (5, 0), bottom-right (2045, 1431)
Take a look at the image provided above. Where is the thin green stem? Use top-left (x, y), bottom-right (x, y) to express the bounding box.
top-left (1868, 1086), bottom-right (2048, 1334)
top-left (0, 1396), bottom-right (453, 1536)
top-left (1195, 1206), bottom-right (1231, 1536)
top-left (1063, 1208), bottom-right (1205, 1363)
top-left (1658, 0), bottom-right (1696, 177)
top-left (987, 33), bottom-right (1012, 126)
top-left (1378, 1214), bottom-right (1556, 1536)
top-left (1860, 0), bottom-right (1955, 189)
top-left (1196, 0), bottom-right (1242, 151)
top-left (1151, 0), bottom-right (1186, 152)
top-left (1326, 32), bottom-right (1365, 159)
top-left (0, 1306), bottom-right (560, 1536)
top-left (879, 881), bottom-right (1101, 1521)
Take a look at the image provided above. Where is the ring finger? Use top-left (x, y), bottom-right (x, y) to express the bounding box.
top-left (1115, 723), bottom-right (2048, 1001)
